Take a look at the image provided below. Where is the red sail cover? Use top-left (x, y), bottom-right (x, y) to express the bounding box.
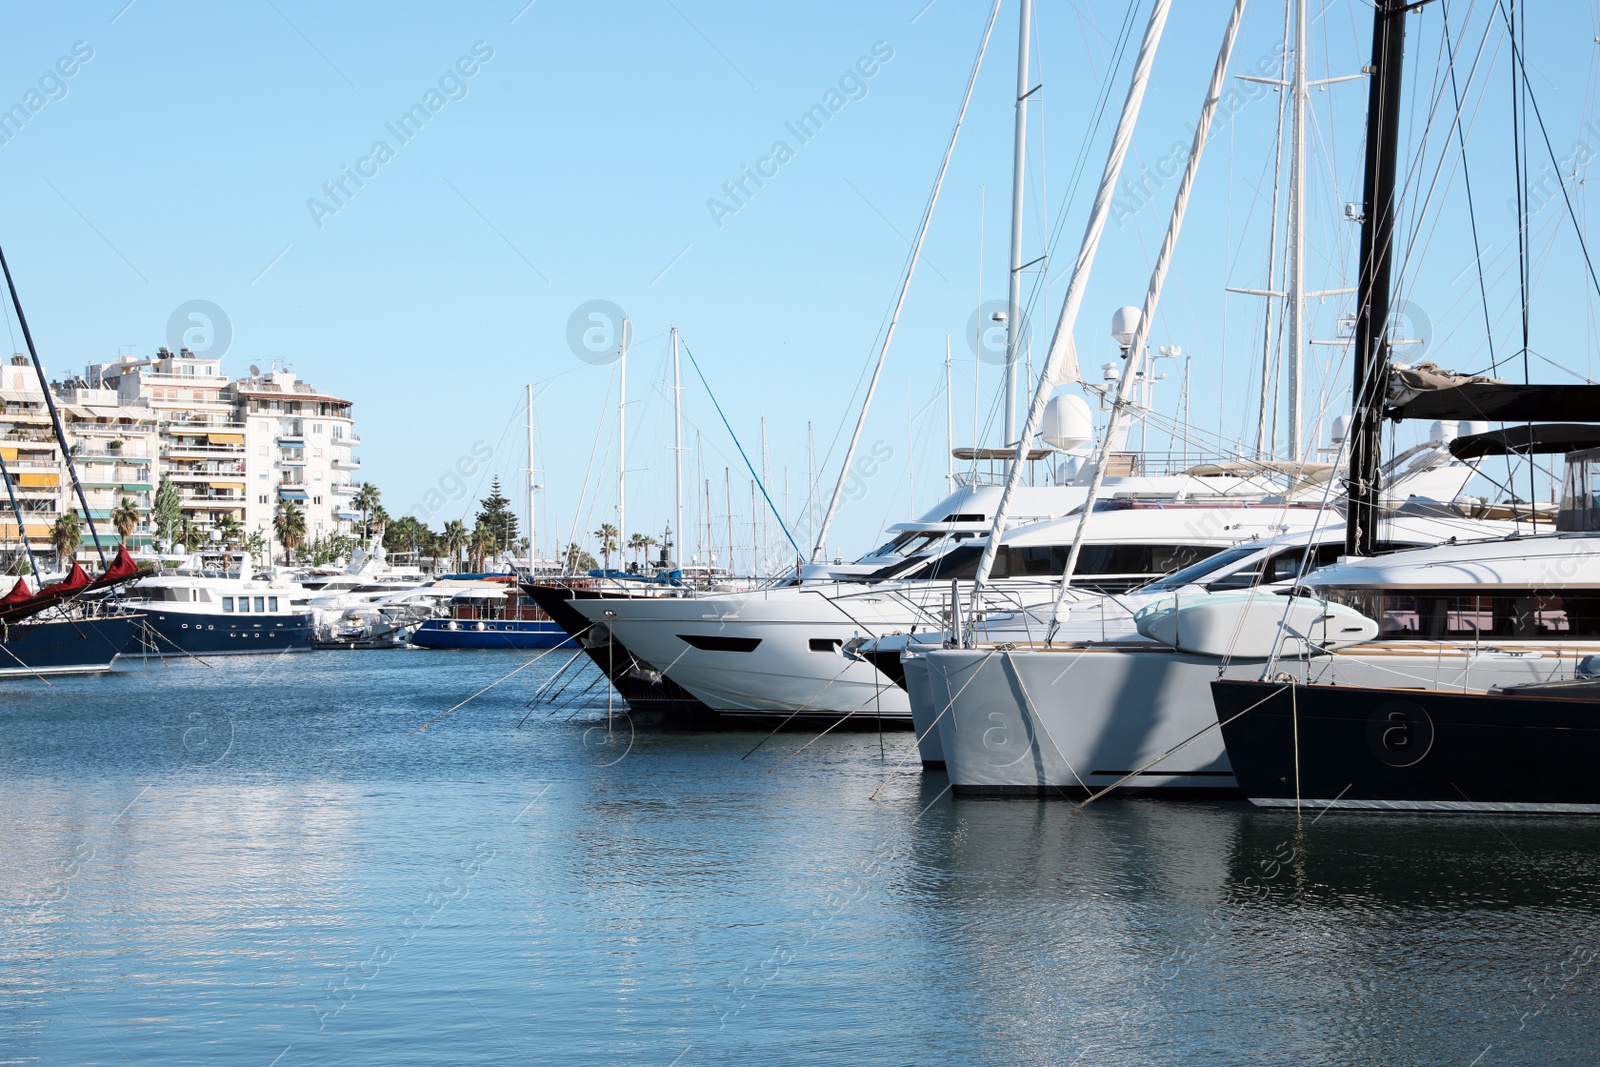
top-left (41, 561), bottom-right (91, 595)
top-left (0, 579), bottom-right (31, 606)
top-left (91, 546), bottom-right (139, 587)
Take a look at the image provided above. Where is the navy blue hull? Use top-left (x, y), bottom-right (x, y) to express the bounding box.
top-left (410, 619), bottom-right (575, 650)
top-left (125, 611), bottom-right (314, 657)
top-left (0, 615), bottom-right (137, 676)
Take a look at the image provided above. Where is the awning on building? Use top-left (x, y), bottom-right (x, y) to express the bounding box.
top-left (121, 483), bottom-right (154, 492)
top-left (208, 481), bottom-right (245, 490)
top-left (278, 439), bottom-right (305, 449)
top-left (207, 432), bottom-right (245, 445)
top-left (278, 489), bottom-right (308, 500)
top-left (15, 472), bottom-right (59, 488)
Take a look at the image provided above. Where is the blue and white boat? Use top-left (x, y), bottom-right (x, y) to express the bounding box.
top-left (115, 551), bottom-right (313, 657)
top-left (410, 580), bottom-right (573, 650)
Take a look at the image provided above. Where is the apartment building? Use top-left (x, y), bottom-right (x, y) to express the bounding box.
top-left (229, 368), bottom-right (362, 539)
top-left (0, 354), bottom-right (63, 556)
top-left (56, 376), bottom-right (159, 551)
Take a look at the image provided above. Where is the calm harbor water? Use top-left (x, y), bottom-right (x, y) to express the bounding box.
top-left (2, 649), bottom-right (1598, 1065)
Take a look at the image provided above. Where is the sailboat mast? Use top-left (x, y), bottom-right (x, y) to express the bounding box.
top-left (945, 337), bottom-right (955, 489)
top-left (534, 383), bottom-right (547, 575)
top-left (0, 243), bottom-right (107, 566)
top-left (1286, 0), bottom-right (1308, 459)
top-left (1003, 0), bottom-right (1034, 444)
top-left (1346, 1), bottom-right (1409, 558)
top-left (671, 326), bottom-right (683, 567)
top-left (617, 317), bottom-right (629, 562)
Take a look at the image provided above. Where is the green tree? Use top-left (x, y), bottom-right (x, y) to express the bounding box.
top-left (273, 502), bottom-right (307, 563)
top-left (475, 476), bottom-right (519, 554)
top-left (384, 515), bottom-right (431, 559)
top-left (110, 497), bottom-right (140, 544)
top-left (151, 479), bottom-right (182, 545)
top-left (353, 482), bottom-right (381, 540)
top-left (468, 522), bottom-right (495, 572)
top-left (51, 511), bottom-right (82, 566)
top-left (242, 529), bottom-right (268, 567)
top-left (177, 516), bottom-right (202, 553)
top-left (215, 513), bottom-right (243, 548)
top-left (593, 523), bottom-right (618, 571)
top-left (564, 542), bottom-right (597, 574)
top-left (441, 520), bottom-right (468, 569)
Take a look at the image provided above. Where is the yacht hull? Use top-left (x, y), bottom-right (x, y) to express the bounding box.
top-left (124, 610), bottom-right (314, 657)
top-left (409, 619), bottom-right (574, 649)
top-left (570, 590), bottom-right (914, 720)
top-left (1213, 678), bottom-right (1600, 813)
top-left (0, 616), bottom-right (136, 677)
top-left (925, 642), bottom-right (1592, 797)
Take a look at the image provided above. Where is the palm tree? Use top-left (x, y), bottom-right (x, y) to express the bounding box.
top-left (216, 513), bottom-right (243, 548)
top-left (468, 522), bottom-right (494, 572)
top-left (177, 516), bottom-right (202, 553)
top-left (627, 532), bottom-right (648, 567)
top-left (353, 483), bottom-right (381, 540)
top-left (640, 533), bottom-right (659, 567)
top-left (51, 511), bottom-right (82, 567)
top-left (273, 502), bottom-right (307, 563)
top-left (593, 523), bottom-right (619, 571)
top-left (110, 497), bottom-right (140, 545)
top-left (441, 520), bottom-right (468, 570)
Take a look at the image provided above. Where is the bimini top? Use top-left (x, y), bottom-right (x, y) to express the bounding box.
top-left (1449, 423), bottom-right (1600, 459)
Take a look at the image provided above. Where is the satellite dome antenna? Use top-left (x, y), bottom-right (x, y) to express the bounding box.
top-left (249, 364), bottom-right (260, 377)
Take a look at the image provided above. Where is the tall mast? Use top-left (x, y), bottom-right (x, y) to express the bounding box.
top-left (806, 422), bottom-right (815, 551)
top-left (671, 326), bottom-right (683, 567)
top-left (1003, 0), bottom-right (1034, 444)
top-left (971, 0), bottom-right (1174, 593)
top-left (946, 336), bottom-right (955, 489)
top-left (1346, 1), bottom-right (1408, 558)
top-left (1043, 0), bottom-right (1249, 633)
top-left (525, 383), bottom-right (537, 572)
top-left (724, 467), bottom-right (733, 575)
top-left (0, 243), bottom-right (107, 566)
top-left (1286, 0), bottom-right (1308, 459)
top-left (617, 316), bottom-right (629, 559)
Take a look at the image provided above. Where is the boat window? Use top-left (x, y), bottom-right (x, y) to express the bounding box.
top-left (237, 597), bottom-right (249, 612)
top-left (222, 597), bottom-right (233, 612)
top-left (896, 542), bottom-right (1223, 589)
top-left (254, 596), bottom-right (266, 612)
top-left (1142, 543), bottom-right (1264, 592)
top-left (268, 596), bottom-right (279, 611)
top-left (1322, 588), bottom-right (1600, 638)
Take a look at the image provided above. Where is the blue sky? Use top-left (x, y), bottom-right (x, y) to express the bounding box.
top-left (0, 1), bottom-right (1596, 568)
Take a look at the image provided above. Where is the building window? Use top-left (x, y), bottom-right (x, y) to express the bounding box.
top-left (258, 494), bottom-right (268, 504)
top-left (313, 495), bottom-right (322, 505)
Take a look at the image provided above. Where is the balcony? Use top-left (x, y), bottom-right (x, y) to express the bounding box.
top-left (168, 465), bottom-right (246, 479)
top-left (333, 434), bottom-right (361, 446)
top-left (332, 455), bottom-right (361, 470)
top-left (331, 482), bottom-right (357, 496)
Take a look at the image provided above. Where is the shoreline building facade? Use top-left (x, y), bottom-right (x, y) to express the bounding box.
top-left (0, 347), bottom-right (362, 563)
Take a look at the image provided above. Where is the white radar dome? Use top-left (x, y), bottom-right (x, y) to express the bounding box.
top-left (1041, 393), bottom-right (1094, 451)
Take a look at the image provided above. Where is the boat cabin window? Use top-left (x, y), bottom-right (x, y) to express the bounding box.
top-left (896, 542), bottom-right (1222, 590)
top-left (222, 597), bottom-right (233, 612)
top-left (254, 596), bottom-right (266, 612)
top-left (1207, 544), bottom-right (1353, 590)
top-left (1142, 543), bottom-right (1265, 592)
top-left (1323, 588), bottom-right (1600, 639)
top-left (268, 596), bottom-right (279, 612)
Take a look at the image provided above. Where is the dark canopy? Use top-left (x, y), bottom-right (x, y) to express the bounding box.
top-left (1449, 423), bottom-right (1600, 459)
